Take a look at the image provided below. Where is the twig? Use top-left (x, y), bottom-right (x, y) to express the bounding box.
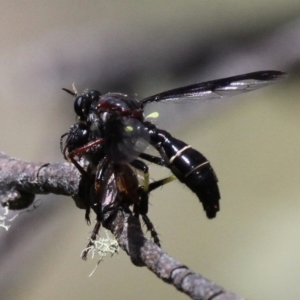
top-left (0, 151), bottom-right (244, 300)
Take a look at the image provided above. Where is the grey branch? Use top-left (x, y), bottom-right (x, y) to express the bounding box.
top-left (0, 151), bottom-right (244, 300)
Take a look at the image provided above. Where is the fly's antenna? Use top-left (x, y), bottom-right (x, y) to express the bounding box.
top-left (62, 82), bottom-right (78, 96)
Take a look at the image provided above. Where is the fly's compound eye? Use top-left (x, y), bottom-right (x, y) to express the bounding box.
top-left (88, 90), bottom-right (101, 101)
top-left (74, 95), bottom-right (93, 119)
top-left (74, 90), bottom-right (101, 119)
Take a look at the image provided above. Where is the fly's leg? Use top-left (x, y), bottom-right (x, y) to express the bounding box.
top-left (64, 139), bottom-right (104, 179)
top-left (131, 158), bottom-right (176, 247)
top-left (139, 153), bottom-right (166, 167)
top-left (141, 214), bottom-right (161, 247)
top-left (81, 221), bottom-right (101, 260)
top-left (81, 158), bottom-right (110, 260)
top-left (63, 138), bottom-right (105, 223)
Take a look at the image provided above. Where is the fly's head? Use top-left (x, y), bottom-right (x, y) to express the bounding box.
top-left (61, 88), bottom-right (102, 160)
top-left (73, 90), bottom-right (102, 121)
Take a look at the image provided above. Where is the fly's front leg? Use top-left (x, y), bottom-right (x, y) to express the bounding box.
top-left (64, 138), bottom-right (104, 223)
top-left (65, 139), bottom-right (104, 179)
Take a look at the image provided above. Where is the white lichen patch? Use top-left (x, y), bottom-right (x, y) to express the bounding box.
top-left (81, 230), bottom-right (119, 277)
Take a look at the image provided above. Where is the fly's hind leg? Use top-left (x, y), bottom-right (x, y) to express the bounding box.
top-left (81, 220), bottom-right (101, 260)
top-left (131, 159), bottom-right (177, 247)
top-left (141, 214), bottom-right (161, 247)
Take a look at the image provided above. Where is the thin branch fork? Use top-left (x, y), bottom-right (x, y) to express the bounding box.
top-left (0, 151), bottom-right (244, 300)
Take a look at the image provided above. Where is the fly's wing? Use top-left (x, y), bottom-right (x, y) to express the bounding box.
top-left (114, 164), bottom-right (140, 204)
top-left (95, 163), bottom-right (118, 210)
top-left (101, 172), bottom-right (118, 208)
top-left (101, 164), bottom-right (139, 212)
top-left (121, 117), bottom-right (149, 153)
top-left (108, 117), bottom-right (150, 163)
top-left (140, 71), bottom-right (287, 107)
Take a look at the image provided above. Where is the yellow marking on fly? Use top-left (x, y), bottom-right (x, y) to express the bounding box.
top-left (125, 126), bottom-right (133, 132)
top-left (143, 172), bottom-right (149, 191)
top-left (146, 112), bottom-right (159, 119)
top-left (162, 175), bottom-right (176, 185)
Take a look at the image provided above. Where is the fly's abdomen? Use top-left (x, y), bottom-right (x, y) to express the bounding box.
top-left (145, 121), bottom-right (220, 218)
top-left (163, 137), bottom-right (220, 218)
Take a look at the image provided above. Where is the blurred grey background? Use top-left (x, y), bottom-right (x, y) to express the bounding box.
top-left (0, 1), bottom-right (300, 299)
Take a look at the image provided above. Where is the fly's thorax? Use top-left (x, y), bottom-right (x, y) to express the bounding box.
top-left (103, 115), bottom-right (149, 163)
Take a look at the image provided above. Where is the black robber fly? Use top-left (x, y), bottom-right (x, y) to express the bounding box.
top-left (61, 70), bottom-right (286, 249)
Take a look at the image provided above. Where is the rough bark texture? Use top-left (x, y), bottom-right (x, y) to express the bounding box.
top-left (0, 151), bottom-right (244, 300)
